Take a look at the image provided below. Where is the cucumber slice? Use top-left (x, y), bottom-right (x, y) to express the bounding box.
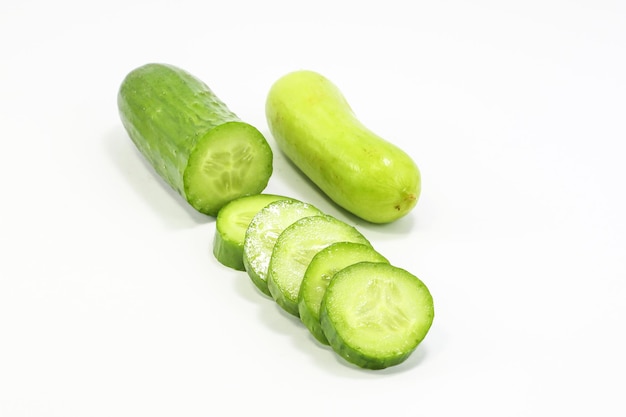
top-left (213, 193), bottom-right (293, 270)
top-left (298, 242), bottom-right (389, 345)
top-left (184, 121), bottom-right (274, 216)
top-left (320, 262), bottom-right (434, 370)
top-left (243, 199), bottom-right (322, 296)
top-left (267, 215), bottom-right (371, 317)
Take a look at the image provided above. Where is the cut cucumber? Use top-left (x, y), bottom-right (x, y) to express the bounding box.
top-left (118, 63), bottom-right (273, 216)
top-left (184, 122), bottom-right (274, 216)
top-left (298, 242), bottom-right (389, 345)
top-left (267, 215), bottom-right (371, 316)
top-left (320, 262), bottom-right (434, 370)
top-left (213, 193), bottom-right (292, 270)
top-left (243, 199), bottom-right (322, 296)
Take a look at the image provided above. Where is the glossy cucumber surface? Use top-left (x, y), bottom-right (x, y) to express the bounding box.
top-left (265, 70), bottom-right (420, 223)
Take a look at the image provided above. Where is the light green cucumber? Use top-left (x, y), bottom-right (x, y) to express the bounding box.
top-left (265, 70), bottom-right (420, 224)
top-left (320, 262), bottom-right (434, 370)
top-left (267, 215), bottom-right (371, 316)
top-left (298, 242), bottom-right (389, 345)
top-left (213, 193), bottom-right (292, 270)
top-left (118, 63), bottom-right (273, 216)
top-left (243, 199), bottom-right (322, 296)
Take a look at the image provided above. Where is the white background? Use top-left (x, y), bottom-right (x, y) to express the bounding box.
top-left (1, 1), bottom-right (625, 416)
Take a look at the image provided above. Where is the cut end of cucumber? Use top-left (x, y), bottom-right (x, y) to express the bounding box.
top-left (183, 121), bottom-right (273, 216)
top-left (320, 262), bottom-right (434, 370)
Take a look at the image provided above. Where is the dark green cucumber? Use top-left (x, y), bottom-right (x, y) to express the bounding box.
top-left (267, 215), bottom-right (371, 316)
top-left (118, 63), bottom-right (273, 216)
top-left (213, 193), bottom-right (292, 271)
top-left (320, 262), bottom-right (434, 370)
top-left (298, 242), bottom-right (389, 344)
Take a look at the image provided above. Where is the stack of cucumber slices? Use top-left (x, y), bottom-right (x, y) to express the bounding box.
top-left (213, 194), bottom-right (435, 370)
top-left (117, 63), bottom-right (434, 371)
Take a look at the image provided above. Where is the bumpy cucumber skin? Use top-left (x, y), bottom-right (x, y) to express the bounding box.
top-left (320, 262), bottom-right (434, 370)
top-left (212, 194), bottom-right (292, 271)
top-left (265, 70), bottom-right (421, 224)
top-left (298, 242), bottom-right (389, 345)
top-left (118, 63), bottom-right (272, 215)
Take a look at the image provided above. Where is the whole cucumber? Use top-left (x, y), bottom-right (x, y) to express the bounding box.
top-left (118, 63), bottom-right (273, 216)
top-left (265, 70), bottom-right (420, 224)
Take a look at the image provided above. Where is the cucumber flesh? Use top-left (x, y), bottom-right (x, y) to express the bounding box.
top-left (320, 262), bottom-right (434, 370)
top-left (213, 194), bottom-right (293, 270)
top-left (298, 242), bottom-right (389, 345)
top-left (184, 121), bottom-right (273, 216)
top-left (267, 215), bottom-right (371, 317)
top-left (243, 199), bottom-right (322, 296)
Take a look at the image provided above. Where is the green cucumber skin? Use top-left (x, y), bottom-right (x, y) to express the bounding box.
top-left (213, 194), bottom-right (292, 271)
top-left (118, 63), bottom-right (272, 215)
top-left (265, 70), bottom-right (421, 224)
top-left (118, 63), bottom-right (238, 196)
top-left (212, 232), bottom-right (245, 271)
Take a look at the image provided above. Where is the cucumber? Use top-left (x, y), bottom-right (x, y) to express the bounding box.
top-left (265, 70), bottom-right (420, 223)
top-left (320, 262), bottom-right (434, 370)
top-left (267, 215), bottom-right (371, 316)
top-left (118, 63), bottom-right (273, 216)
top-left (243, 199), bottom-right (322, 296)
top-left (298, 242), bottom-right (389, 345)
top-left (213, 193), bottom-right (292, 270)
